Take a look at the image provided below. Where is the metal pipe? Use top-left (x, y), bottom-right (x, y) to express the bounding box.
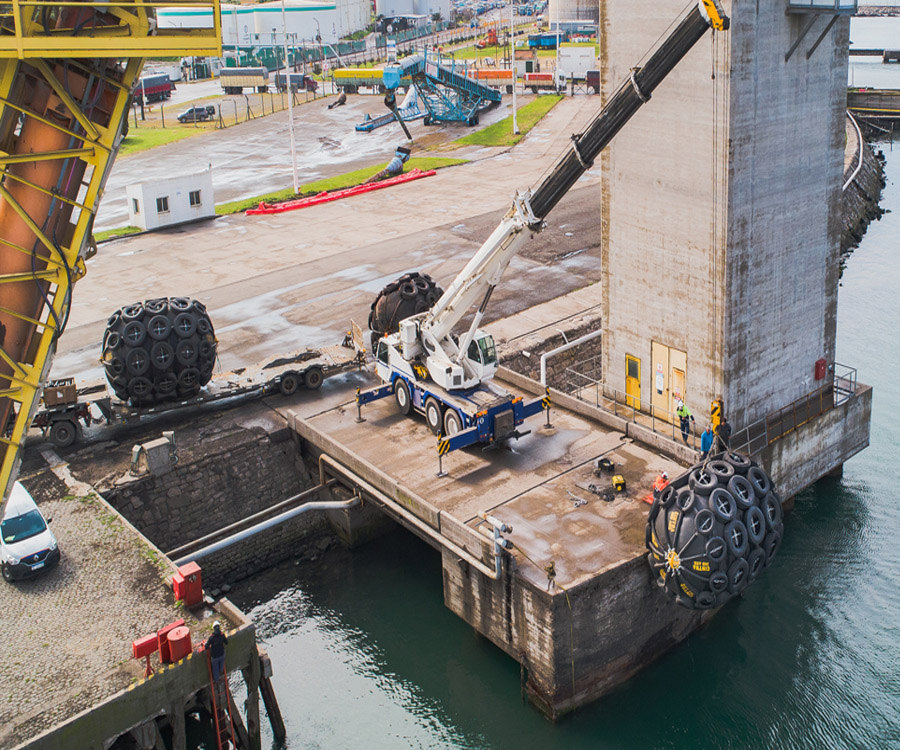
top-left (318, 454), bottom-right (502, 580)
top-left (540, 329), bottom-right (602, 386)
top-left (173, 493), bottom-right (357, 566)
top-left (843, 110), bottom-right (864, 192)
top-left (166, 479), bottom-right (337, 559)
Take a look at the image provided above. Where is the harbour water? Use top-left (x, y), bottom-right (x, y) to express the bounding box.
top-left (222, 27), bottom-right (900, 750)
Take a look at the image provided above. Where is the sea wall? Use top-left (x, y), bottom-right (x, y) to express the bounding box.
top-left (841, 118), bottom-right (887, 260)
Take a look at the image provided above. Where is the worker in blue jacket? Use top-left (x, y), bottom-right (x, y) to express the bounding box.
top-left (700, 425), bottom-right (714, 459)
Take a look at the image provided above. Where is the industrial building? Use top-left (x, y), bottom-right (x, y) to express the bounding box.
top-left (375, 0), bottom-right (452, 25)
top-left (157, 0), bottom-right (371, 46)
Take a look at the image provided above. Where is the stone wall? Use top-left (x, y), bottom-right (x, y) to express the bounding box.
top-left (498, 317), bottom-right (603, 393)
top-left (104, 423), bottom-right (341, 588)
top-left (841, 125), bottom-right (886, 262)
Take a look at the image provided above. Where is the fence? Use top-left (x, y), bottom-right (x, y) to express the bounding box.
top-left (563, 357), bottom-right (859, 457)
top-left (563, 356), bottom-right (701, 451)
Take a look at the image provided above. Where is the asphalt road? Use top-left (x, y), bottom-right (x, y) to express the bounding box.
top-left (60, 96), bottom-right (605, 384)
top-left (98, 91), bottom-right (522, 230)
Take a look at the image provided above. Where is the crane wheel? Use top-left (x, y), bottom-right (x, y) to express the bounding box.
top-left (102, 297), bottom-right (216, 405)
top-left (646, 452), bottom-right (783, 611)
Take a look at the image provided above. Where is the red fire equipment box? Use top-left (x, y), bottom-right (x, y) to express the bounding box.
top-left (815, 358), bottom-right (827, 381)
top-left (167, 626), bottom-right (192, 662)
top-left (157, 618), bottom-right (185, 663)
top-left (173, 562), bottom-right (203, 607)
top-left (132, 633), bottom-right (159, 660)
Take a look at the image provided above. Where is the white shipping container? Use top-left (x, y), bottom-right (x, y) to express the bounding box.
top-left (558, 44), bottom-right (595, 79)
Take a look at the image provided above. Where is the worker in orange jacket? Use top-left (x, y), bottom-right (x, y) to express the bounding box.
top-left (652, 471), bottom-right (669, 501)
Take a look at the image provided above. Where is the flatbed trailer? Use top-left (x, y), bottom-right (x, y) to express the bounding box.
top-left (29, 338), bottom-right (365, 448)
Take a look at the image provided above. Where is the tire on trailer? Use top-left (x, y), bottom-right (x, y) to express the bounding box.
top-left (280, 372), bottom-right (300, 396)
top-left (49, 419), bottom-right (77, 448)
top-left (304, 367), bottom-right (324, 390)
top-left (101, 297), bottom-right (216, 405)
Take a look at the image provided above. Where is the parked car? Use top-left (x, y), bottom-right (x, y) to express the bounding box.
top-left (1, 482), bottom-right (60, 582)
top-left (177, 105), bottom-right (216, 123)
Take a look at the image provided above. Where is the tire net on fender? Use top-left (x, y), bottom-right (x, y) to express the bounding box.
top-left (646, 451), bottom-right (784, 610)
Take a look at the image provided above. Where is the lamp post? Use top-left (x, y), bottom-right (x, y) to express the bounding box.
top-left (281, 0), bottom-right (299, 194)
top-left (510, 3), bottom-right (518, 135)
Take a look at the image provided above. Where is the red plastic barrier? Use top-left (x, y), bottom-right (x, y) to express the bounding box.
top-left (246, 168), bottom-right (437, 215)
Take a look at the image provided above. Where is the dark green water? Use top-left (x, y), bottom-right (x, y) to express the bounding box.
top-left (223, 139), bottom-right (900, 750)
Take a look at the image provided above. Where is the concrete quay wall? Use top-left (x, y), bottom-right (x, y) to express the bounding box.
top-left (104, 420), bottom-right (338, 589)
top-left (441, 547), bottom-right (713, 718)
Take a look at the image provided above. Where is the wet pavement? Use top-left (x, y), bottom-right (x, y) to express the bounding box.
top-left (58, 96), bottom-right (605, 385)
top-left (286, 372), bottom-right (680, 590)
top-left (98, 89), bottom-right (527, 231)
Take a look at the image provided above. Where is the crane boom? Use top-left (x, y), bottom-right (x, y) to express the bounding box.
top-left (413, 1), bottom-right (729, 391)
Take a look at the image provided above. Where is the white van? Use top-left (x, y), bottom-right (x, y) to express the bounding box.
top-left (1, 482), bottom-right (60, 582)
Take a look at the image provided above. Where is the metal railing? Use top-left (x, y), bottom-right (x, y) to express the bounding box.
top-left (563, 359), bottom-right (860, 458)
top-left (727, 363), bottom-right (858, 457)
top-left (563, 357), bottom-right (700, 451)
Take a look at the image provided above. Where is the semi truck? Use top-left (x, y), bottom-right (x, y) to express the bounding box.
top-left (358, 0), bottom-right (730, 456)
top-left (137, 73), bottom-right (175, 103)
top-left (219, 67), bottom-right (269, 95)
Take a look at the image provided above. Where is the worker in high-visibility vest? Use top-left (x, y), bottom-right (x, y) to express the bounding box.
top-left (652, 471), bottom-right (669, 501)
top-left (676, 399), bottom-right (695, 444)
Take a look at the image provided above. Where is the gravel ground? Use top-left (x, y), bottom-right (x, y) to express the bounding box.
top-left (0, 462), bottom-right (212, 748)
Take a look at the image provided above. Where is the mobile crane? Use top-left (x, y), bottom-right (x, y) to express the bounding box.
top-left (358, 0), bottom-right (729, 454)
top-left (0, 3), bottom-right (221, 513)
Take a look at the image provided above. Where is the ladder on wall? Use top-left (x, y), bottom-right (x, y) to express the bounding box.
top-left (206, 652), bottom-right (237, 750)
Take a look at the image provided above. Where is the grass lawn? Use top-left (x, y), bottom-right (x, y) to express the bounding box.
top-left (118, 122), bottom-right (214, 156)
top-left (452, 94), bottom-right (562, 148)
top-left (95, 226), bottom-right (142, 242)
top-left (214, 156), bottom-right (468, 215)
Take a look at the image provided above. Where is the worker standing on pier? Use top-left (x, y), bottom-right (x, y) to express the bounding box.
top-left (206, 622), bottom-right (228, 682)
top-left (700, 425), bottom-right (714, 460)
top-left (676, 400), bottom-right (695, 444)
top-left (716, 417), bottom-right (732, 451)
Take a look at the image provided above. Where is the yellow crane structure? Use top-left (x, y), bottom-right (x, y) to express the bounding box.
top-left (0, 1), bottom-right (221, 507)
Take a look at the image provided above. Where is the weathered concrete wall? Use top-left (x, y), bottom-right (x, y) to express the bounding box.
top-left (600, 2), bottom-right (851, 430)
top-left (106, 426), bottom-right (312, 549)
top-left (762, 384), bottom-right (872, 500)
top-left (499, 316), bottom-right (603, 392)
top-left (441, 548), bottom-right (713, 718)
top-left (104, 422), bottom-right (340, 588)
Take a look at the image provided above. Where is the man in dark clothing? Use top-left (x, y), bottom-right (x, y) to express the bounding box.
top-left (715, 417), bottom-right (732, 451)
top-left (206, 621), bottom-right (228, 681)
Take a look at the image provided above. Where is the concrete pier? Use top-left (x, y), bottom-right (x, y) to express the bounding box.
top-left (2, 456), bottom-right (278, 750)
top-left (287, 371), bottom-right (708, 717)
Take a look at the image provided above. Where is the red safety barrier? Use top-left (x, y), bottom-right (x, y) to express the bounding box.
top-left (246, 168), bottom-right (437, 215)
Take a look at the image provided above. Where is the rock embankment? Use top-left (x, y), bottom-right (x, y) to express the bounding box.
top-left (841, 116), bottom-right (887, 265)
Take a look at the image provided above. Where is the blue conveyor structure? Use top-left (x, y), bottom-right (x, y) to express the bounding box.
top-left (382, 50), bottom-right (502, 126)
top-left (356, 88), bottom-right (425, 132)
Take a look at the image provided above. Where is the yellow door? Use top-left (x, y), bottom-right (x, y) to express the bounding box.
top-left (671, 367), bottom-right (685, 410)
top-left (625, 355), bottom-right (641, 410)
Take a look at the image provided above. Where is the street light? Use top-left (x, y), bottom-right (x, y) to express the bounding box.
top-left (281, 0), bottom-right (299, 194)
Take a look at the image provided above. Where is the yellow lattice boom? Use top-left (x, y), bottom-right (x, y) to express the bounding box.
top-left (0, 1), bottom-right (221, 507)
